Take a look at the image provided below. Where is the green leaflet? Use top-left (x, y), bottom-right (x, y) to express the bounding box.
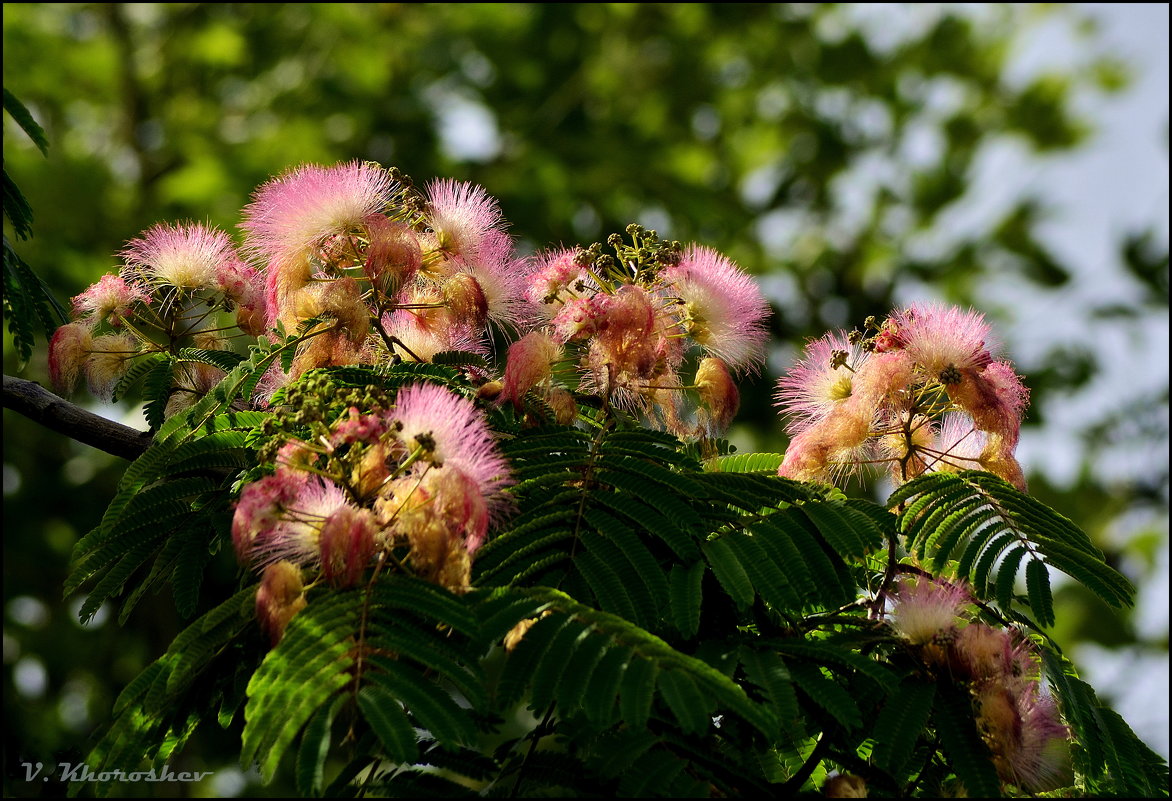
top-left (738, 648), bottom-right (798, 728)
top-left (933, 683), bottom-right (1002, 797)
top-left (705, 452), bottom-right (786, 474)
top-left (488, 587), bottom-right (777, 738)
top-left (243, 592), bottom-right (358, 782)
top-left (1041, 649), bottom-right (1170, 797)
top-left (703, 537), bottom-right (756, 611)
top-left (892, 471), bottom-right (1135, 611)
top-left (296, 695), bottom-right (346, 795)
top-left (75, 587), bottom-right (256, 796)
top-left (787, 661), bottom-right (862, 730)
top-left (668, 561), bottom-right (705, 638)
top-left (870, 678), bottom-right (936, 781)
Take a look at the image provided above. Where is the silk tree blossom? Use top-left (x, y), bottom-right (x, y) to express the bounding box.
top-left (975, 678), bottom-right (1072, 792)
top-left (777, 401), bottom-right (873, 484)
top-left (889, 302), bottom-right (995, 378)
top-left (774, 332), bottom-right (866, 434)
top-left (380, 304), bottom-right (484, 363)
top-left (234, 477), bottom-right (356, 573)
top-left (526, 247), bottom-right (589, 308)
top-left (84, 332), bottom-right (140, 401)
top-left (580, 284), bottom-right (664, 408)
top-left (775, 305), bottom-right (1030, 490)
top-left (550, 294), bottom-right (610, 343)
top-left (363, 214), bottom-right (423, 298)
top-left (48, 323), bottom-right (93, 395)
top-left (499, 331), bottom-right (562, 410)
top-left (1007, 682), bottom-right (1073, 792)
top-left (887, 576), bottom-right (972, 645)
top-left (952, 623), bottom-right (1038, 682)
top-left (215, 260), bottom-right (269, 336)
top-left (462, 230), bottom-right (536, 331)
top-left (232, 470), bottom-right (307, 564)
top-left (441, 272), bottom-right (491, 330)
top-left (318, 505), bottom-right (379, 587)
top-left (425, 178), bottom-right (507, 268)
top-left (926, 413), bottom-right (986, 473)
top-left (71, 274), bottom-right (149, 329)
top-left (121, 222), bottom-right (243, 292)
top-left (255, 561), bottom-right (307, 645)
top-left (694, 357), bottom-right (740, 435)
top-left (659, 245), bottom-right (770, 373)
top-left (389, 382), bottom-right (512, 514)
top-left (240, 161), bottom-right (396, 266)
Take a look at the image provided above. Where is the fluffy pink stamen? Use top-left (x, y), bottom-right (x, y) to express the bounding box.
top-left (121, 222), bottom-right (244, 292)
top-left (389, 383), bottom-right (512, 515)
top-left (659, 245), bottom-right (770, 372)
top-left (240, 161), bottom-right (395, 264)
top-left (425, 179), bottom-right (507, 264)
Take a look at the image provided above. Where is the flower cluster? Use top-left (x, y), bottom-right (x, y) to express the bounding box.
top-left (486, 224), bottom-right (771, 437)
top-left (888, 576), bottom-right (1072, 792)
top-left (774, 302), bottom-right (1029, 489)
top-left (48, 161), bottom-right (536, 417)
top-left (236, 375), bottom-right (512, 642)
top-left (240, 162), bottom-right (532, 389)
top-left (49, 222), bottom-right (267, 414)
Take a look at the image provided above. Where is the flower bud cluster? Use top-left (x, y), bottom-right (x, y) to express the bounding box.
top-left (775, 302), bottom-right (1029, 489)
top-left (49, 223), bottom-right (267, 413)
top-left (234, 377), bottom-right (512, 632)
top-left (887, 576), bottom-right (1072, 792)
top-left (497, 224), bottom-right (771, 437)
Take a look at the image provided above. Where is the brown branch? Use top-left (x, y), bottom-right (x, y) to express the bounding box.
top-left (3, 375), bottom-right (152, 461)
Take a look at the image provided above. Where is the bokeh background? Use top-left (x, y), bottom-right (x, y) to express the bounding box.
top-left (4, 3), bottom-right (1167, 797)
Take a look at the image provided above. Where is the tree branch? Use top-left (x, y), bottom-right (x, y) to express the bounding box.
top-left (3, 374), bottom-right (151, 460)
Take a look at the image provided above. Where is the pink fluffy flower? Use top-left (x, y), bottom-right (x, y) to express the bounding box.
top-left (381, 304), bottom-right (484, 363)
top-left (48, 323), bottom-right (93, 396)
top-left (462, 230), bottom-right (534, 331)
top-left (389, 383), bottom-right (512, 514)
top-left (240, 161), bottom-right (395, 264)
top-left (255, 561), bottom-right (307, 646)
top-left (1009, 682), bottom-right (1072, 792)
top-left (658, 245), bottom-right (770, 372)
top-left (318, 505), bottom-right (379, 586)
top-left (972, 361), bottom-right (1030, 440)
top-left (887, 576), bottom-right (972, 645)
top-left (975, 678), bottom-right (1072, 792)
top-left (363, 214), bottom-right (422, 297)
top-left (232, 471), bottom-right (306, 564)
top-left (425, 179), bottom-right (507, 264)
top-left (215, 260), bottom-right (268, 335)
top-left (70, 274), bottom-right (149, 328)
top-left (246, 478), bottom-right (353, 571)
top-left (499, 331), bottom-right (562, 410)
top-left (330, 407), bottom-right (391, 448)
top-left (952, 623), bottom-right (1038, 681)
top-left (122, 222), bottom-right (243, 292)
top-left (526, 247), bottom-right (589, 307)
top-left (551, 294), bottom-right (610, 343)
top-left (925, 413), bottom-right (986, 473)
top-left (890, 302), bottom-right (995, 377)
top-left (84, 332), bottom-right (140, 401)
top-left (776, 405), bottom-right (872, 484)
top-left (774, 331), bottom-right (864, 434)
top-left (695, 357), bottom-right (741, 435)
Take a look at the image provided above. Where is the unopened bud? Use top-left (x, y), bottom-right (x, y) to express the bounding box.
top-left (695, 357), bottom-right (740, 434)
top-left (256, 561), bottom-right (308, 646)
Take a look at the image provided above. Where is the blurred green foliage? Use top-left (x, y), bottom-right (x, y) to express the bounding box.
top-left (3, 3), bottom-right (1166, 796)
